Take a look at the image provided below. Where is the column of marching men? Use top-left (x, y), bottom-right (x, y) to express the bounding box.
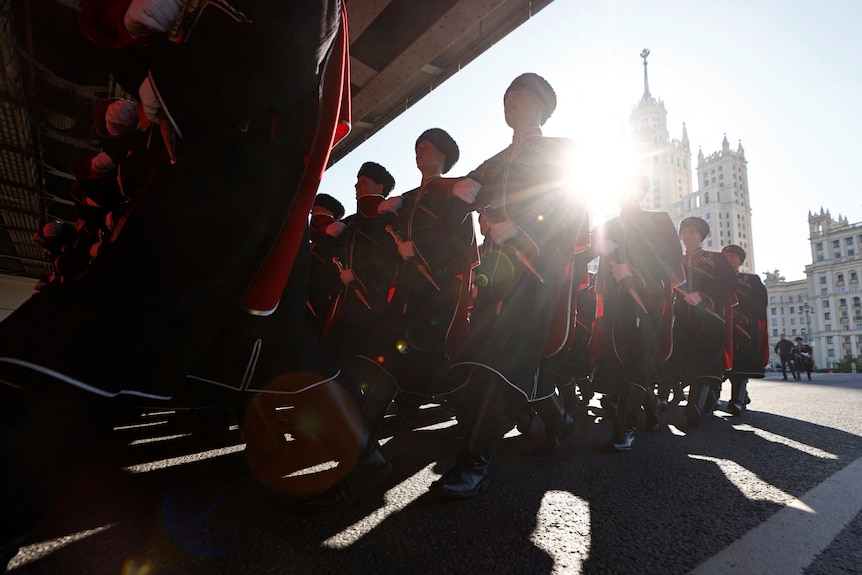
top-left (304, 73), bottom-right (771, 498)
top-left (0, 3), bottom-right (776, 562)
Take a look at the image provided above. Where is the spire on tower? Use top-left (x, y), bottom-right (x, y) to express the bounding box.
top-left (682, 122), bottom-right (689, 146)
top-left (640, 48), bottom-right (651, 103)
top-left (722, 133), bottom-right (730, 153)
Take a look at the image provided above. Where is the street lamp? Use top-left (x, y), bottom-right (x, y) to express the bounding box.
top-left (803, 303), bottom-right (811, 344)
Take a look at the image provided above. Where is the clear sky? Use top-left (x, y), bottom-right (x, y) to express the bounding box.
top-left (318, 0), bottom-right (862, 282)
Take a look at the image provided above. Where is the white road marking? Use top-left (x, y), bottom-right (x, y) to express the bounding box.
top-left (691, 456), bottom-right (862, 575)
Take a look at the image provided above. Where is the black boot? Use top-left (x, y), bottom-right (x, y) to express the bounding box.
top-left (727, 375), bottom-right (748, 416)
top-left (684, 377), bottom-right (713, 427)
top-left (610, 383), bottom-right (646, 451)
top-left (435, 377), bottom-right (505, 498)
top-left (533, 392), bottom-right (576, 456)
top-left (360, 372), bottom-right (398, 434)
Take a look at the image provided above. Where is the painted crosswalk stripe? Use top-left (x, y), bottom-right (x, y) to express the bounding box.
top-left (691, 456), bottom-right (862, 574)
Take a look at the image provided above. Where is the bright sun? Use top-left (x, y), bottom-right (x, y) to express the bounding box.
top-left (567, 133), bottom-right (637, 227)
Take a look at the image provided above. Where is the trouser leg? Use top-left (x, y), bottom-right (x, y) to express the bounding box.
top-left (684, 376), bottom-right (715, 427)
top-left (727, 375), bottom-right (748, 415)
top-left (436, 371), bottom-right (506, 498)
top-left (360, 372), bottom-right (398, 434)
top-left (611, 382), bottom-right (646, 450)
top-left (533, 392), bottom-right (575, 455)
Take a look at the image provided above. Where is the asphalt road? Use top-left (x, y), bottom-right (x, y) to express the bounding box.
top-left (6, 371), bottom-right (862, 575)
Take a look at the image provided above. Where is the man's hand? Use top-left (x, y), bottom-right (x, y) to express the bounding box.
top-left (684, 291), bottom-right (704, 307)
top-left (398, 240), bottom-right (416, 260)
top-left (339, 267), bottom-right (356, 286)
top-left (325, 221), bottom-right (346, 237)
top-left (489, 219), bottom-right (519, 245)
top-left (124, 0), bottom-right (184, 37)
top-left (611, 262), bottom-right (633, 282)
top-left (377, 196), bottom-right (403, 215)
top-left (452, 178), bottom-right (481, 204)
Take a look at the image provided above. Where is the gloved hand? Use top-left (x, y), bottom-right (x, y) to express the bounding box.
top-left (138, 78), bottom-right (161, 125)
top-left (326, 221), bottom-right (346, 237)
top-left (124, 0), bottom-right (184, 37)
top-left (398, 240), bottom-right (416, 260)
top-left (685, 291), bottom-right (704, 307)
top-left (377, 196), bottom-right (403, 215)
top-left (104, 100), bottom-right (139, 136)
top-left (339, 267), bottom-right (356, 286)
top-left (452, 178), bottom-right (481, 204)
top-left (611, 262), bottom-right (632, 282)
top-left (489, 219), bottom-right (519, 245)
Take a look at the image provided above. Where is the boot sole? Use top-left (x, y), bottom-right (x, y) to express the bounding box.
top-left (439, 475), bottom-right (491, 499)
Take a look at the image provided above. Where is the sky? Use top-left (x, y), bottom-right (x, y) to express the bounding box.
top-left (317, 0), bottom-right (862, 282)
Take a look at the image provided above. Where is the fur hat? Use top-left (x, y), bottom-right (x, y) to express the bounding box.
top-left (415, 128), bottom-right (459, 174)
top-left (357, 162), bottom-right (396, 197)
top-left (313, 193), bottom-right (345, 221)
top-left (679, 216), bottom-right (710, 240)
top-left (505, 73), bottom-right (557, 125)
top-left (722, 244), bottom-right (746, 264)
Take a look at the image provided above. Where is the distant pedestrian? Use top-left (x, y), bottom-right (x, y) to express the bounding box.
top-left (774, 334), bottom-right (794, 380)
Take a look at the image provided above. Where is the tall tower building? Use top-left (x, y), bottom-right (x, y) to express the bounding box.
top-left (629, 49), bottom-right (757, 274)
top-left (628, 49), bottom-right (693, 211)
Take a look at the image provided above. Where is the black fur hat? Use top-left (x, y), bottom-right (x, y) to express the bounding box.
top-left (357, 162), bottom-right (396, 197)
top-left (722, 244), bottom-right (746, 264)
top-left (415, 128), bottom-right (459, 174)
top-left (313, 193), bottom-right (345, 220)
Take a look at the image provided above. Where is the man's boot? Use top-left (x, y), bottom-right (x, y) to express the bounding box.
top-left (727, 375), bottom-right (748, 416)
top-left (611, 382), bottom-right (646, 451)
top-left (533, 392), bottom-right (576, 456)
top-left (684, 377), bottom-right (713, 427)
top-left (435, 377), bottom-right (505, 498)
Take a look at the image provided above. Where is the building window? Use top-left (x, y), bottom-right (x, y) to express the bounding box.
top-left (824, 312), bottom-right (831, 320)
top-left (798, 295), bottom-right (804, 302)
top-left (835, 252), bottom-right (842, 259)
top-left (771, 308), bottom-right (777, 315)
top-left (844, 325), bottom-right (851, 331)
top-left (820, 276), bottom-right (827, 284)
top-left (827, 336), bottom-right (834, 344)
top-left (817, 243), bottom-right (824, 251)
top-left (848, 237), bottom-right (854, 245)
top-left (838, 274), bottom-right (845, 283)
top-left (771, 318), bottom-right (777, 326)
top-left (826, 324), bottom-right (833, 331)
top-left (773, 329), bottom-right (779, 337)
top-left (770, 296), bottom-right (776, 304)
top-left (822, 289), bottom-right (828, 295)
top-left (824, 300), bottom-right (831, 308)
top-left (790, 307), bottom-right (795, 314)
top-left (790, 318), bottom-right (796, 325)
top-left (850, 249), bottom-right (857, 256)
top-left (840, 287), bottom-right (847, 294)
top-left (834, 240), bottom-right (841, 248)
top-left (852, 272), bottom-right (859, 282)
top-left (819, 255), bottom-right (825, 261)
top-left (828, 349), bottom-right (835, 358)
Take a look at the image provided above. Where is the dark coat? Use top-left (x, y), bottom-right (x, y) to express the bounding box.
top-left (729, 272), bottom-right (769, 377)
top-left (442, 136), bottom-right (590, 401)
top-left (671, 248), bottom-right (738, 382)
top-left (591, 208), bottom-right (683, 386)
